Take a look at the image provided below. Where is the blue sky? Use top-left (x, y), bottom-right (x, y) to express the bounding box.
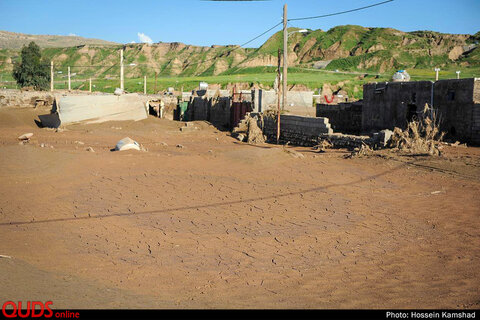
top-left (0, 0), bottom-right (479, 47)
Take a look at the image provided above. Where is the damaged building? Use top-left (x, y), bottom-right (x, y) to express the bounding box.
top-left (179, 88), bottom-right (315, 130)
top-left (317, 78), bottom-right (480, 145)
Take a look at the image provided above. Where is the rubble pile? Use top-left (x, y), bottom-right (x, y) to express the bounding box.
top-left (388, 117), bottom-right (445, 156)
top-left (232, 113), bottom-right (266, 145)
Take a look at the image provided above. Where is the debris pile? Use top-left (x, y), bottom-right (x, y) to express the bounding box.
top-left (313, 139), bottom-right (333, 153)
top-left (282, 144), bottom-right (305, 159)
top-left (232, 114), bottom-right (266, 144)
top-left (388, 107), bottom-right (445, 156)
top-left (345, 143), bottom-right (374, 158)
top-left (320, 104), bottom-right (446, 157)
top-left (317, 133), bottom-right (371, 150)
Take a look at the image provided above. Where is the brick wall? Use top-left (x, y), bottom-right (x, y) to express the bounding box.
top-left (316, 101), bottom-right (363, 134)
top-left (261, 114), bottom-right (333, 146)
top-left (184, 96), bottom-right (232, 130)
top-left (361, 79), bottom-right (480, 145)
top-left (362, 81), bottom-right (434, 133)
top-left (209, 97), bottom-right (231, 130)
top-left (473, 80), bottom-right (480, 145)
top-left (472, 104), bottom-right (480, 145)
top-left (433, 78), bottom-right (475, 142)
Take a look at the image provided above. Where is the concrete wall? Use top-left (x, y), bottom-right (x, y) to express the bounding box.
top-left (433, 78), bottom-right (475, 142)
top-left (472, 103), bottom-right (480, 145)
top-left (185, 96), bottom-right (232, 130)
top-left (261, 114), bottom-right (333, 146)
top-left (254, 89), bottom-right (314, 112)
top-left (209, 97), bottom-right (231, 130)
top-left (472, 80), bottom-right (480, 145)
top-left (362, 81), bottom-right (434, 133)
top-left (361, 78), bottom-right (480, 145)
top-left (316, 101), bottom-right (363, 134)
top-left (186, 97), bottom-right (210, 121)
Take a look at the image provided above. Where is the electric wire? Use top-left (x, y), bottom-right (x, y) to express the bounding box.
top-left (288, 0), bottom-right (394, 21)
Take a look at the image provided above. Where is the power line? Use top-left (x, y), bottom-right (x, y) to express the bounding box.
top-left (288, 0), bottom-right (394, 21)
top-left (238, 21), bottom-right (283, 49)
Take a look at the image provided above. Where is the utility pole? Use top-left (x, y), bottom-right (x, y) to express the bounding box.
top-left (154, 72), bottom-right (157, 94)
top-left (434, 67), bottom-right (440, 81)
top-left (89, 78), bottom-right (92, 92)
top-left (120, 48), bottom-right (124, 91)
top-left (68, 66), bottom-right (71, 91)
top-left (277, 48), bottom-right (282, 144)
top-left (282, 3), bottom-right (288, 111)
top-left (50, 61), bottom-right (54, 92)
top-left (144, 75), bottom-right (147, 94)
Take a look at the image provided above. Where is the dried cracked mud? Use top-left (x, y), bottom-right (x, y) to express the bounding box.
top-left (0, 107), bottom-right (479, 309)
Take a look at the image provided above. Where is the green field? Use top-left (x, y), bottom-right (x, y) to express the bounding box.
top-left (1, 65), bottom-right (479, 100)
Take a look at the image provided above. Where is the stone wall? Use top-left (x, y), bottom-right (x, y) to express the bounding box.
top-left (144, 94), bottom-right (178, 119)
top-left (143, 94), bottom-right (177, 107)
top-left (316, 101), bottom-right (363, 134)
top-left (0, 89), bottom-right (178, 109)
top-left (0, 89), bottom-right (56, 108)
top-left (261, 114), bottom-right (333, 146)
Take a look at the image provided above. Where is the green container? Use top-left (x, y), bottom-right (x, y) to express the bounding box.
top-left (178, 101), bottom-right (189, 121)
top-left (179, 101), bottom-right (188, 112)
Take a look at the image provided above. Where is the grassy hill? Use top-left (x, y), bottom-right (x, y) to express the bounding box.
top-left (0, 26), bottom-right (479, 98)
top-left (0, 30), bottom-right (118, 49)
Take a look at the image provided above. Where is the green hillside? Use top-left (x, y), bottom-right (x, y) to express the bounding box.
top-left (1, 25), bottom-right (479, 97)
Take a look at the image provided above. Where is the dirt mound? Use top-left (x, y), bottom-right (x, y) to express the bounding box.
top-left (0, 108), bottom-right (46, 128)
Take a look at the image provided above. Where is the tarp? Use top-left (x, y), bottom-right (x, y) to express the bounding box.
top-left (115, 137), bottom-right (141, 151)
top-left (392, 70), bottom-right (411, 82)
top-left (39, 93), bottom-right (148, 128)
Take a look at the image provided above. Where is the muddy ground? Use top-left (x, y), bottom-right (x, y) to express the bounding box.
top-left (0, 107), bottom-right (479, 309)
